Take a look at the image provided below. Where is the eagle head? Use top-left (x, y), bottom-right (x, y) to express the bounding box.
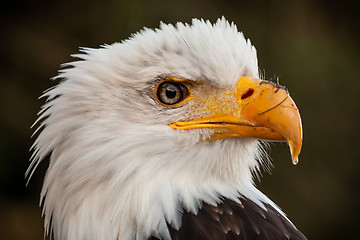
top-left (28, 17), bottom-right (302, 240)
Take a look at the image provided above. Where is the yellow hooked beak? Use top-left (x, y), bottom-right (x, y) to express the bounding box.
top-left (170, 76), bottom-right (303, 164)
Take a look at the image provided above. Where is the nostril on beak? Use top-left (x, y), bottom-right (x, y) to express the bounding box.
top-left (241, 88), bottom-right (254, 100)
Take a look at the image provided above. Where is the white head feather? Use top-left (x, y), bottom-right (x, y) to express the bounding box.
top-left (28, 17), bottom-right (282, 240)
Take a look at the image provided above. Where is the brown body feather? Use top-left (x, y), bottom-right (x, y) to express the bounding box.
top-left (150, 197), bottom-right (306, 240)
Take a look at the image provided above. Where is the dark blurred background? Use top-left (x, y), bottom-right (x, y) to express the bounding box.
top-left (1, 0), bottom-right (359, 239)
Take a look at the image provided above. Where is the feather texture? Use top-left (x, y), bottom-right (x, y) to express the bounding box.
top-left (165, 197), bottom-right (306, 240)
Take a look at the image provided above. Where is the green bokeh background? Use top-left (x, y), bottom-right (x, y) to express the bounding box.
top-left (1, 0), bottom-right (359, 239)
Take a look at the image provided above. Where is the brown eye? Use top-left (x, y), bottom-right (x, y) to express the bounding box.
top-left (156, 81), bottom-right (189, 106)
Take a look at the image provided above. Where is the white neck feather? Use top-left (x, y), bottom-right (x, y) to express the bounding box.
top-left (31, 118), bottom-right (275, 239)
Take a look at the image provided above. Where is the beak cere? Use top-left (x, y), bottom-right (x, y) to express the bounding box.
top-left (170, 76), bottom-right (303, 164)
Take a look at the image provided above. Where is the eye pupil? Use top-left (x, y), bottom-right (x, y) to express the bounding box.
top-left (166, 87), bottom-right (177, 99)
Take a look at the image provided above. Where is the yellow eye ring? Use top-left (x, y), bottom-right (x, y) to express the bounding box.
top-left (155, 80), bottom-right (190, 107)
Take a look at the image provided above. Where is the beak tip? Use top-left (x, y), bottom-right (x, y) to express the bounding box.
top-left (292, 157), bottom-right (299, 165)
top-left (289, 139), bottom-right (301, 165)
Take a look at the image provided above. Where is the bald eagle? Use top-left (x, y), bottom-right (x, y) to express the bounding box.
top-left (28, 17), bottom-right (305, 240)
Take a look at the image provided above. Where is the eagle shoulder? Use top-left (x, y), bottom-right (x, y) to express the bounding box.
top-left (149, 197), bottom-right (306, 240)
